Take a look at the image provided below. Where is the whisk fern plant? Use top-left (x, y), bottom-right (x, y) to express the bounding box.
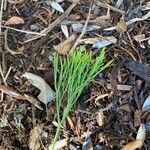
top-left (50, 48), bottom-right (112, 150)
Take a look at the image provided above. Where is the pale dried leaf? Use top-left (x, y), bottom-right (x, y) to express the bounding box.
top-left (142, 94), bottom-right (150, 112)
top-left (117, 18), bottom-right (127, 33)
top-left (61, 25), bottom-right (69, 38)
top-left (133, 34), bottom-right (146, 42)
top-left (72, 23), bottom-right (101, 33)
top-left (24, 94), bottom-right (43, 110)
top-left (136, 124), bottom-right (146, 143)
top-left (92, 36), bottom-right (117, 49)
top-left (54, 34), bottom-right (76, 55)
top-left (5, 16), bottom-right (24, 25)
top-left (49, 138), bottom-right (69, 150)
top-left (22, 72), bottom-right (55, 105)
top-left (29, 125), bottom-right (43, 150)
top-left (50, 1), bottom-right (64, 13)
top-left (0, 85), bottom-right (26, 100)
top-left (121, 140), bottom-right (143, 150)
top-left (96, 111), bottom-right (104, 126)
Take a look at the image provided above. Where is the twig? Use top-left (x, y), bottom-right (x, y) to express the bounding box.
top-left (0, 0), bottom-right (4, 35)
top-left (69, 5), bottom-right (91, 54)
top-left (2, 25), bottom-right (46, 36)
top-left (24, 2), bottom-right (77, 43)
top-left (104, 11), bottom-right (150, 31)
top-left (0, 0), bottom-right (4, 52)
top-left (4, 66), bottom-right (12, 83)
top-left (61, 19), bottom-right (108, 27)
top-left (94, 0), bottom-right (125, 14)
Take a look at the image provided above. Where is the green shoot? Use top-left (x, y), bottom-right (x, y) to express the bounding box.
top-left (50, 48), bottom-right (113, 150)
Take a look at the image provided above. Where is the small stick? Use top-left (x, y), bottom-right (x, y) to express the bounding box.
top-left (2, 25), bottom-right (46, 36)
top-left (24, 2), bottom-right (77, 43)
top-left (4, 66), bottom-right (12, 83)
top-left (105, 11), bottom-right (150, 31)
top-left (94, 0), bottom-right (125, 14)
top-left (69, 5), bottom-right (91, 53)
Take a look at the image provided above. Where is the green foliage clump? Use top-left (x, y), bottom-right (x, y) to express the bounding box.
top-left (51, 48), bottom-right (112, 149)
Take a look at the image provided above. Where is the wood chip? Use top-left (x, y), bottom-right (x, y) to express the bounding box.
top-left (117, 18), bottom-right (127, 33)
top-left (134, 109), bottom-right (142, 127)
top-left (54, 34), bottom-right (76, 55)
top-left (96, 111), bottom-right (104, 127)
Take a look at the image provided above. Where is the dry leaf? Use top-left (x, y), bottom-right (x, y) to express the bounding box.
top-left (96, 111), bottom-right (104, 126)
top-left (121, 140), bottom-right (143, 150)
top-left (5, 16), bottom-right (24, 25)
top-left (54, 34), bottom-right (76, 55)
top-left (29, 125), bottom-right (43, 150)
top-left (0, 85), bottom-right (26, 100)
top-left (48, 138), bottom-right (69, 150)
top-left (117, 18), bottom-right (127, 33)
top-left (142, 94), bottom-right (150, 112)
top-left (136, 124), bottom-right (146, 143)
top-left (67, 115), bottom-right (75, 130)
top-left (22, 72), bottom-right (55, 105)
top-left (24, 94), bottom-right (43, 110)
top-left (61, 25), bottom-right (69, 38)
top-left (50, 1), bottom-right (64, 13)
top-left (133, 34), bottom-right (146, 42)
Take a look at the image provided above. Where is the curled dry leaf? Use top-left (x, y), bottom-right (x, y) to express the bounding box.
top-left (49, 138), bottom-right (70, 150)
top-left (29, 125), bottom-right (43, 150)
top-left (0, 85), bottom-right (26, 100)
top-left (5, 16), bottom-right (24, 25)
top-left (54, 34), bottom-right (77, 55)
top-left (121, 140), bottom-right (143, 150)
top-left (117, 18), bottom-right (127, 33)
top-left (136, 124), bottom-right (146, 143)
top-left (22, 72), bottom-right (55, 105)
top-left (24, 94), bottom-right (43, 110)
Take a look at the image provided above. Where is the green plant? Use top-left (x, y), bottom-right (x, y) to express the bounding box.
top-left (50, 48), bottom-right (112, 149)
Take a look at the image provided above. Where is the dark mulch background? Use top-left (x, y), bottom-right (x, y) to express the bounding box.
top-left (0, 0), bottom-right (150, 149)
